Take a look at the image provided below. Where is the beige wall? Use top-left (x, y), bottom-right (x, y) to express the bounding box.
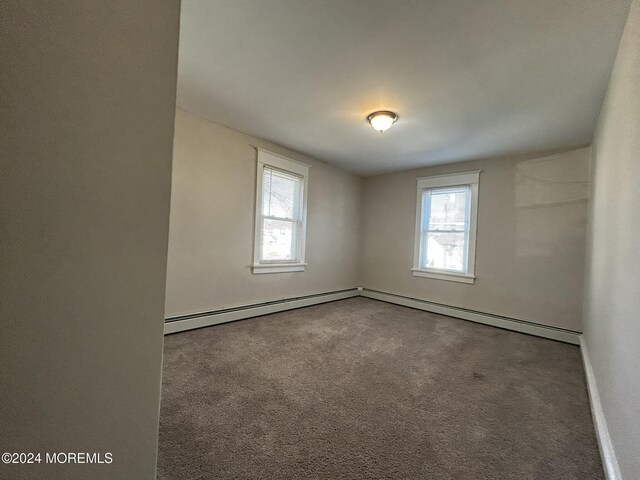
top-left (360, 147), bottom-right (590, 331)
top-left (583, 0), bottom-right (640, 477)
top-left (168, 108), bottom-right (589, 332)
top-left (0, 2), bottom-right (180, 479)
top-left (165, 109), bottom-right (363, 317)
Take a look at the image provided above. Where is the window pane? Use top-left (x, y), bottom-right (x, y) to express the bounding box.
top-left (261, 218), bottom-right (295, 261)
top-left (423, 231), bottom-right (466, 271)
top-left (428, 188), bottom-right (469, 231)
top-left (262, 167), bottom-right (300, 220)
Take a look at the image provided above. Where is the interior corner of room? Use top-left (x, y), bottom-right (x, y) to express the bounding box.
top-left (164, 1), bottom-right (640, 476)
top-left (166, 107), bottom-right (591, 342)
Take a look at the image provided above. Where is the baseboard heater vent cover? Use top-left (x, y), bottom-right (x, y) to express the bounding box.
top-left (164, 288), bottom-right (359, 335)
top-left (360, 288), bottom-right (581, 345)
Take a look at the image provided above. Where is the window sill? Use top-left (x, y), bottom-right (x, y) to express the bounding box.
top-left (411, 268), bottom-right (475, 284)
top-left (252, 263), bottom-right (307, 274)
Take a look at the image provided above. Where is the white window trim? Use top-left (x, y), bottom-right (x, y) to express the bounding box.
top-left (253, 148), bottom-right (309, 274)
top-left (412, 170), bottom-right (481, 284)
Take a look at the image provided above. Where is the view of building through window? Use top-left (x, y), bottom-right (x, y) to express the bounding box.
top-left (421, 186), bottom-right (470, 272)
top-left (261, 167), bottom-right (302, 261)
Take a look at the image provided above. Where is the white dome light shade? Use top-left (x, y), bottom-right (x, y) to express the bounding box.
top-left (367, 111), bottom-right (398, 133)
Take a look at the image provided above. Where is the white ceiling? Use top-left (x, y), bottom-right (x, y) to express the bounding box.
top-left (177, 0), bottom-right (632, 176)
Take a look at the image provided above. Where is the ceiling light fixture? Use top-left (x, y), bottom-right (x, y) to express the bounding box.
top-left (367, 110), bottom-right (398, 133)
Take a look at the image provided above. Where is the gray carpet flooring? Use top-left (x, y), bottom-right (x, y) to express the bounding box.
top-left (158, 297), bottom-right (602, 479)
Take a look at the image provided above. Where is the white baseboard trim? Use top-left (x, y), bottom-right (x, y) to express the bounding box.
top-left (165, 287), bottom-right (581, 344)
top-left (360, 289), bottom-right (581, 345)
top-left (164, 288), bottom-right (359, 335)
top-left (580, 338), bottom-right (622, 480)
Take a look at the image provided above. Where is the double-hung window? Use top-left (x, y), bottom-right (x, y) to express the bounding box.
top-left (412, 171), bottom-right (480, 283)
top-left (253, 149), bottom-right (309, 274)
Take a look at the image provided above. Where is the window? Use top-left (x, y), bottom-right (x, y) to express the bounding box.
top-left (412, 171), bottom-right (480, 283)
top-left (253, 149), bottom-right (309, 274)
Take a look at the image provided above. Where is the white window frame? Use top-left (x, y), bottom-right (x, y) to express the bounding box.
top-left (412, 170), bottom-right (481, 284)
top-left (252, 148), bottom-right (309, 274)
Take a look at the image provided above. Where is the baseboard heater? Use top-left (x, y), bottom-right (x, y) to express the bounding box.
top-left (360, 288), bottom-right (581, 345)
top-left (165, 287), bottom-right (581, 344)
top-left (164, 288), bottom-right (360, 335)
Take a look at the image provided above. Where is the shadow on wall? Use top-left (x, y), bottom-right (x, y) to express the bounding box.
top-left (515, 148), bottom-right (590, 257)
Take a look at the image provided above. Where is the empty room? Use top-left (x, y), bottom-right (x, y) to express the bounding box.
top-left (3, 1), bottom-right (639, 479)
